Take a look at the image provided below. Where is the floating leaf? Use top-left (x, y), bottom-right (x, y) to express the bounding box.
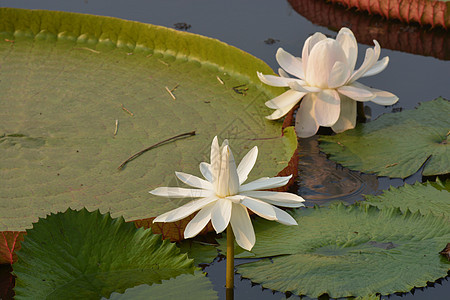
top-left (0, 8), bottom-right (297, 263)
top-left (288, 0), bottom-right (450, 60)
top-left (178, 241), bottom-right (218, 266)
top-left (319, 97), bottom-right (450, 179)
top-left (13, 208), bottom-right (195, 299)
top-left (325, 0), bottom-right (449, 28)
top-left (106, 271), bottom-right (218, 300)
top-left (364, 181), bottom-right (450, 217)
top-left (227, 204), bottom-right (450, 298)
top-left (0, 232), bottom-right (24, 265)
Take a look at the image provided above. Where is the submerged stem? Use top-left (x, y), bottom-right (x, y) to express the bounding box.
top-left (226, 224), bottom-right (235, 290)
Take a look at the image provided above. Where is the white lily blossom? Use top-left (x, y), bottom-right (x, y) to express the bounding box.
top-left (150, 136), bottom-right (305, 251)
top-left (257, 27), bottom-right (398, 138)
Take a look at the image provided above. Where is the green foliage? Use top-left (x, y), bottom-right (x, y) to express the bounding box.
top-left (226, 204), bottom-right (449, 298)
top-left (178, 241), bottom-right (218, 266)
top-left (106, 271), bottom-right (218, 300)
top-left (364, 181), bottom-right (450, 217)
top-left (13, 208), bottom-right (195, 299)
top-left (319, 97), bottom-right (450, 178)
top-left (0, 8), bottom-right (296, 233)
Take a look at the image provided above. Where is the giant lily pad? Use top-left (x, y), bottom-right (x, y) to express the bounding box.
top-left (364, 180), bottom-right (450, 217)
top-left (107, 271), bottom-right (218, 300)
top-left (288, 0), bottom-right (450, 60)
top-left (13, 208), bottom-right (196, 299)
top-left (225, 204), bottom-right (450, 298)
top-left (326, 0), bottom-right (450, 28)
top-left (0, 8), bottom-right (297, 263)
top-left (319, 97), bottom-right (450, 179)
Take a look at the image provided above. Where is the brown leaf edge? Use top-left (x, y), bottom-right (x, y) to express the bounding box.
top-left (0, 232), bottom-right (25, 265)
top-left (288, 0), bottom-right (450, 60)
top-left (326, 0), bottom-right (449, 29)
top-left (439, 243), bottom-right (450, 260)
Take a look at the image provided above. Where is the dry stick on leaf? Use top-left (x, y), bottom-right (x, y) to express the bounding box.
top-left (113, 119), bottom-right (119, 137)
top-left (117, 131), bottom-right (196, 170)
top-left (121, 104), bottom-right (134, 116)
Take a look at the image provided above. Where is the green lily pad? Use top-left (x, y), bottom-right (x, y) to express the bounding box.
top-left (0, 7), bottom-right (295, 238)
top-left (13, 208), bottom-right (195, 299)
top-left (319, 97), bottom-right (450, 179)
top-left (364, 181), bottom-right (450, 217)
top-left (227, 204), bottom-right (450, 298)
top-left (107, 271), bottom-right (218, 300)
top-left (178, 241), bottom-right (218, 266)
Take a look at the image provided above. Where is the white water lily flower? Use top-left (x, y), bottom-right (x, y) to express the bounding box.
top-left (150, 136), bottom-right (305, 251)
top-left (257, 27), bottom-right (398, 138)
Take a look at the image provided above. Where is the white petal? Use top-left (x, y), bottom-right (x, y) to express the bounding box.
top-left (336, 27), bottom-right (358, 72)
top-left (302, 32), bottom-right (327, 76)
top-left (327, 61), bottom-right (351, 89)
top-left (348, 40), bottom-right (381, 83)
top-left (237, 146), bottom-right (258, 185)
top-left (370, 89), bottom-right (399, 105)
top-left (241, 196), bottom-right (277, 220)
top-left (150, 187), bottom-right (213, 198)
top-left (153, 196), bottom-right (218, 223)
top-left (278, 67), bottom-right (290, 78)
top-left (220, 139), bottom-right (229, 148)
top-left (265, 95), bottom-right (303, 120)
top-left (230, 203), bottom-right (255, 251)
top-left (175, 171), bottom-right (213, 190)
top-left (313, 89), bottom-right (341, 127)
top-left (337, 84), bottom-right (375, 102)
top-left (288, 81), bottom-right (321, 93)
top-left (295, 94), bottom-right (319, 138)
top-left (257, 72), bottom-right (297, 87)
top-left (211, 198), bottom-right (232, 234)
top-left (265, 89), bottom-right (305, 110)
top-left (210, 136), bottom-right (220, 190)
top-left (351, 82), bottom-right (399, 105)
top-left (199, 162), bottom-right (213, 182)
top-left (276, 47), bottom-right (305, 79)
top-left (226, 195), bottom-right (245, 204)
top-left (305, 38), bottom-right (347, 89)
top-left (239, 175), bottom-right (292, 192)
top-left (331, 95), bottom-right (357, 133)
top-left (239, 191), bottom-right (305, 208)
top-left (184, 203), bottom-right (215, 239)
top-left (362, 56), bottom-right (389, 77)
top-left (273, 206), bottom-right (298, 225)
top-left (217, 145), bottom-right (240, 196)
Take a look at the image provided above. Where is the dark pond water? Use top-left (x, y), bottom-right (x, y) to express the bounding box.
top-left (0, 0), bottom-right (449, 299)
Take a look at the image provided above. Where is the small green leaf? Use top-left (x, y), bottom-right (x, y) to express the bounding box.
top-left (178, 241), bottom-right (218, 266)
top-left (106, 271), bottom-right (218, 300)
top-left (13, 208), bottom-right (195, 299)
top-left (226, 204), bottom-right (449, 298)
top-left (364, 181), bottom-right (450, 217)
top-left (319, 97), bottom-right (450, 178)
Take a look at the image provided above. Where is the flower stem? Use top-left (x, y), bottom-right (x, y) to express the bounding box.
top-left (226, 224), bottom-right (234, 290)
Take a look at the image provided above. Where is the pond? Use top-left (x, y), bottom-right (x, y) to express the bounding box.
top-left (0, 0), bottom-right (448, 299)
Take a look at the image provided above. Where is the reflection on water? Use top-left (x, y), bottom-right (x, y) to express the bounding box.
top-left (293, 136), bottom-right (379, 207)
top-left (0, 264), bottom-right (13, 300)
top-left (288, 0), bottom-right (450, 60)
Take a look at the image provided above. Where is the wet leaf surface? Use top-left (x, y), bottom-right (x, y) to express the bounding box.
top-left (320, 97), bottom-right (450, 179)
top-left (219, 204), bottom-right (450, 298)
top-left (0, 8), bottom-right (298, 263)
top-left (13, 208), bottom-right (196, 299)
